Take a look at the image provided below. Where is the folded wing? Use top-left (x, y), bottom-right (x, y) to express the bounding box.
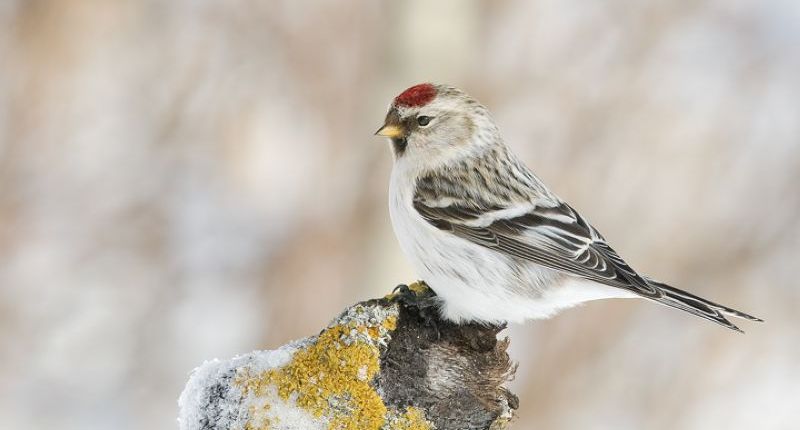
top-left (413, 198), bottom-right (663, 299)
top-left (413, 194), bottom-right (760, 331)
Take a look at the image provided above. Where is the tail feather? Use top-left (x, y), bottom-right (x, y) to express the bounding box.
top-left (643, 278), bottom-right (763, 333)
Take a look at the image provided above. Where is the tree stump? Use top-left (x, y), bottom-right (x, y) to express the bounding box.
top-left (178, 283), bottom-right (518, 430)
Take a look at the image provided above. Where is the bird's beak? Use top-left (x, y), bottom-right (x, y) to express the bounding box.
top-left (375, 108), bottom-right (406, 140)
top-left (375, 124), bottom-right (404, 139)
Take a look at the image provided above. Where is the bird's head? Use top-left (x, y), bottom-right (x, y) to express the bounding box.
top-left (376, 83), bottom-right (498, 167)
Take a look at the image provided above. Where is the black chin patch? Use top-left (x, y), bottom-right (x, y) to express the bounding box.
top-left (391, 137), bottom-right (408, 156)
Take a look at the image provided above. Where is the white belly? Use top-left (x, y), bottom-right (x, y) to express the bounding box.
top-left (388, 169), bottom-right (635, 324)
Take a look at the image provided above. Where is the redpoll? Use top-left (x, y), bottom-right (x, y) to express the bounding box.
top-left (376, 83), bottom-right (761, 331)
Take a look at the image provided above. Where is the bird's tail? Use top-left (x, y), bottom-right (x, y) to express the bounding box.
top-left (643, 278), bottom-right (763, 333)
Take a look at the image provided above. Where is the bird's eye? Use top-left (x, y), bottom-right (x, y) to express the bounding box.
top-left (416, 116), bottom-right (432, 127)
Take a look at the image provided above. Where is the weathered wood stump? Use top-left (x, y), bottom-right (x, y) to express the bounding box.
top-left (178, 283), bottom-right (518, 430)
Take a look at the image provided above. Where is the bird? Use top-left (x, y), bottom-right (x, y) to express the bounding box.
top-left (375, 83), bottom-right (761, 332)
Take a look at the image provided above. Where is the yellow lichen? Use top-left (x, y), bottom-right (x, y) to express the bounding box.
top-left (245, 402), bottom-right (273, 430)
top-left (382, 315), bottom-right (397, 331)
top-left (406, 282), bottom-right (429, 295)
top-left (385, 407), bottom-right (433, 430)
top-left (236, 304), bottom-right (401, 430)
top-left (489, 417), bottom-right (512, 430)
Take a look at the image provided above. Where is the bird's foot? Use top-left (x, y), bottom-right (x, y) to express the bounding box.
top-left (390, 281), bottom-right (435, 303)
top-left (391, 282), bottom-right (442, 340)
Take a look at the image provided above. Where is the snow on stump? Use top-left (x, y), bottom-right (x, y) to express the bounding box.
top-left (178, 282), bottom-right (518, 430)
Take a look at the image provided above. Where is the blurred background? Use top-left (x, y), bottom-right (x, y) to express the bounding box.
top-left (1, 0), bottom-right (798, 429)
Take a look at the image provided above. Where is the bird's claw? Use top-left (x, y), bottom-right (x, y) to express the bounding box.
top-left (391, 283), bottom-right (442, 340)
top-left (392, 283), bottom-right (412, 297)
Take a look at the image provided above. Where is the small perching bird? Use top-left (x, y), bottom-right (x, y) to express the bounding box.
top-left (376, 83), bottom-right (761, 332)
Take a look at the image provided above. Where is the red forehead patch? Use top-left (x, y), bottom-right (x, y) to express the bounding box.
top-left (394, 83), bottom-right (437, 108)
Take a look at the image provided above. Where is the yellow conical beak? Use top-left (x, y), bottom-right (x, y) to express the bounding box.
top-left (375, 124), bottom-right (404, 139)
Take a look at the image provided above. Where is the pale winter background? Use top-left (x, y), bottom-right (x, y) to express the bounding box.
top-left (1, 0), bottom-right (798, 429)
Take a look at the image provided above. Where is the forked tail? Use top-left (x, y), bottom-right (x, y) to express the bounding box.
top-left (643, 278), bottom-right (763, 332)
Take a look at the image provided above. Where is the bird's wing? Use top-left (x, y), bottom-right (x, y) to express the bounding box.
top-left (412, 196), bottom-right (663, 299)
